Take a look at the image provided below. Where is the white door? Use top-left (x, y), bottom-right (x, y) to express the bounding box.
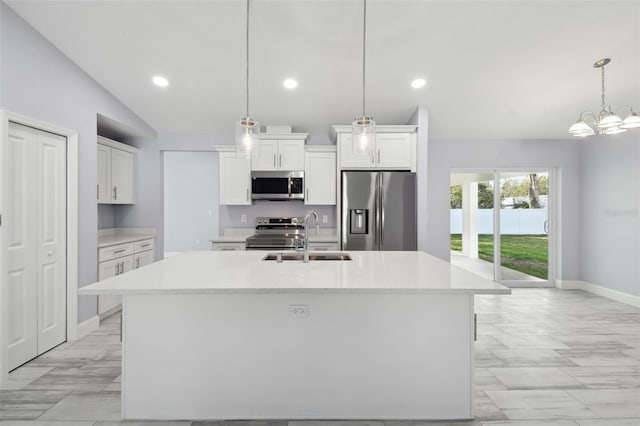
top-left (251, 140), bottom-right (278, 171)
top-left (304, 152), bottom-right (336, 205)
top-left (97, 144), bottom-right (111, 203)
top-left (278, 140), bottom-right (305, 170)
top-left (111, 148), bottom-right (134, 204)
top-left (98, 257), bottom-right (122, 315)
top-left (338, 134), bottom-right (374, 168)
top-left (6, 122), bottom-right (67, 371)
top-left (134, 250), bottom-right (154, 269)
top-left (36, 130), bottom-right (67, 354)
top-left (375, 133), bottom-right (411, 168)
top-left (219, 152), bottom-right (251, 205)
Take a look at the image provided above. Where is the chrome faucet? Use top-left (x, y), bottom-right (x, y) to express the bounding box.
top-left (303, 210), bottom-right (320, 263)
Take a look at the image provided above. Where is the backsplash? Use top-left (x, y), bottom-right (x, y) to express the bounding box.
top-left (219, 203), bottom-right (337, 229)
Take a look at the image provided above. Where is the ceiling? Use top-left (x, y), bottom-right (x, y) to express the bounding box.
top-left (6, 0), bottom-right (640, 140)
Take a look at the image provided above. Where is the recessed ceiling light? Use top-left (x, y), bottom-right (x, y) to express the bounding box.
top-left (152, 75), bottom-right (169, 87)
top-left (283, 78), bottom-right (298, 89)
top-left (411, 78), bottom-right (426, 89)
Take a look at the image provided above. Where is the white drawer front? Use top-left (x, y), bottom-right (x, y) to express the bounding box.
top-left (99, 242), bottom-right (134, 262)
top-left (308, 242), bottom-right (339, 251)
top-left (211, 242), bottom-right (246, 251)
top-left (134, 239), bottom-right (154, 253)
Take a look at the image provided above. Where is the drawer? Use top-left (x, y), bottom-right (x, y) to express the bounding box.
top-left (134, 238), bottom-right (154, 253)
top-left (308, 242), bottom-right (339, 251)
top-left (99, 242), bottom-right (134, 262)
top-left (211, 242), bottom-right (246, 251)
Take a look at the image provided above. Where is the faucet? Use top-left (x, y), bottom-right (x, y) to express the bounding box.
top-left (303, 210), bottom-right (320, 263)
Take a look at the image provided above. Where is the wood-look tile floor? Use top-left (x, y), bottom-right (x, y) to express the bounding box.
top-left (1, 289), bottom-right (639, 426)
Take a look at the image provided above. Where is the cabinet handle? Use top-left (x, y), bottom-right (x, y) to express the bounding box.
top-left (371, 154), bottom-right (375, 165)
top-left (377, 149), bottom-right (381, 164)
top-left (140, 243), bottom-right (151, 248)
top-left (119, 262), bottom-right (123, 274)
top-left (279, 154), bottom-right (282, 168)
top-left (246, 188), bottom-right (249, 201)
top-left (113, 249), bottom-right (127, 254)
top-left (136, 257), bottom-right (140, 268)
top-left (273, 154), bottom-right (276, 168)
top-left (97, 184), bottom-right (99, 199)
top-left (113, 186), bottom-right (117, 200)
top-left (220, 248), bottom-right (235, 251)
top-left (114, 264), bottom-right (119, 275)
top-left (306, 187), bottom-right (309, 200)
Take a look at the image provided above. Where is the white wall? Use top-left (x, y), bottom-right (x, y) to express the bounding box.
top-left (0, 3), bottom-right (157, 322)
top-left (426, 138), bottom-right (582, 281)
top-left (580, 132), bottom-right (639, 296)
top-left (407, 106), bottom-right (429, 252)
top-left (164, 151), bottom-right (219, 252)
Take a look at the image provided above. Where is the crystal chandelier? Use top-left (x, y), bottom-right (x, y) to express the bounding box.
top-left (352, 0), bottom-right (375, 154)
top-left (568, 58), bottom-right (640, 137)
top-left (236, 0), bottom-right (260, 157)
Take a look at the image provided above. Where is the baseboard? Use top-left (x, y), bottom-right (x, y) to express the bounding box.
top-left (76, 315), bottom-right (100, 338)
top-left (556, 280), bottom-right (640, 307)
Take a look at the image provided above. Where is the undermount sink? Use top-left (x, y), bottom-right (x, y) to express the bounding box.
top-left (262, 252), bottom-right (352, 261)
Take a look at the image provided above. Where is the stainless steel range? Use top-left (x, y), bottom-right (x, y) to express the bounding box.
top-left (245, 217), bottom-right (305, 250)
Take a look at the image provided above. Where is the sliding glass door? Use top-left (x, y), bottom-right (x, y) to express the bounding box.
top-left (450, 169), bottom-right (554, 287)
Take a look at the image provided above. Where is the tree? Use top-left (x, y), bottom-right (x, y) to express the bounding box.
top-left (528, 173), bottom-right (541, 208)
top-left (478, 183), bottom-right (494, 208)
top-left (450, 185), bottom-right (462, 208)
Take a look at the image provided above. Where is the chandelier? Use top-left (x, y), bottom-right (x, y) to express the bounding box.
top-left (236, 0), bottom-right (260, 157)
top-left (352, 0), bottom-right (375, 154)
top-left (568, 58), bottom-right (640, 137)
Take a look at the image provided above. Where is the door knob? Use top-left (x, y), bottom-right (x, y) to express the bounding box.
top-left (47, 251), bottom-right (54, 257)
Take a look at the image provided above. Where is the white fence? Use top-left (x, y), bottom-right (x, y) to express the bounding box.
top-left (450, 208), bottom-right (548, 234)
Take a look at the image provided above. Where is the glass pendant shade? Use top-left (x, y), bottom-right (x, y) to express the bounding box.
top-left (620, 111), bottom-right (640, 129)
top-left (596, 109), bottom-right (622, 129)
top-left (236, 117), bottom-right (260, 158)
top-left (352, 116), bottom-right (376, 154)
top-left (568, 120), bottom-right (594, 136)
top-left (602, 126), bottom-right (627, 135)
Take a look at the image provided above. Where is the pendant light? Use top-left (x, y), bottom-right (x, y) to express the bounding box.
top-left (352, 0), bottom-right (375, 154)
top-left (236, 0), bottom-right (260, 157)
top-left (568, 58), bottom-right (640, 137)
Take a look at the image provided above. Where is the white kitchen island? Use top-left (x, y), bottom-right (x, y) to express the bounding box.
top-left (79, 251), bottom-right (509, 421)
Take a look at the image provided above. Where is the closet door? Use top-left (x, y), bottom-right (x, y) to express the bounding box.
top-left (36, 129), bottom-right (67, 354)
top-left (5, 122), bottom-right (67, 371)
top-left (6, 123), bottom-right (38, 370)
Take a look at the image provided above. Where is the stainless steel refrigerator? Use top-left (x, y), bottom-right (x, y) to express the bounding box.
top-left (341, 171), bottom-right (417, 251)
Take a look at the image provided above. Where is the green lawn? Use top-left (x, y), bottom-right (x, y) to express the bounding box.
top-left (450, 234), bottom-right (548, 279)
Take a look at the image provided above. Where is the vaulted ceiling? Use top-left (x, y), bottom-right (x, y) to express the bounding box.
top-left (6, 0), bottom-right (640, 140)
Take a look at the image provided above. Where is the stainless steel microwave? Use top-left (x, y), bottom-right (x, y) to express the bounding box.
top-left (251, 171), bottom-right (304, 201)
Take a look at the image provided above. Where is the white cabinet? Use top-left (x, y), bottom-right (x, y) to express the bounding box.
top-left (97, 136), bottom-right (137, 204)
top-left (308, 242), bottom-right (339, 251)
top-left (304, 150), bottom-right (336, 205)
top-left (211, 242), bottom-right (246, 251)
top-left (252, 139), bottom-right (305, 171)
top-left (97, 238), bottom-right (155, 316)
top-left (339, 133), bottom-right (412, 169)
top-left (219, 152), bottom-right (251, 205)
top-left (334, 126), bottom-right (416, 170)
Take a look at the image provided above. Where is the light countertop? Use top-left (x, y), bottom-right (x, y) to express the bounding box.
top-left (98, 228), bottom-right (157, 248)
top-left (79, 251), bottom-right (511, 296)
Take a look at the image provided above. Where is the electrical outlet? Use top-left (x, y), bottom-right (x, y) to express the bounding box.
top-left (322, 215), bottom-right (328, 224)
top-left (289, 304), bottom-right (309, 318)
top-left (241, 214), bottom-right (247, 223)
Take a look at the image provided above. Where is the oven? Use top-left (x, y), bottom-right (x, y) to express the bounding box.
top-left (245, 217), bottom-right (305, 250)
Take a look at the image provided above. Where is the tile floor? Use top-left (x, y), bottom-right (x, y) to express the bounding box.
top-left (1, 289), bottom-right (639, 426)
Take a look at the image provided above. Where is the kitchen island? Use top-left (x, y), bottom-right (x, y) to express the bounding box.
top-left (79, 250), bottom-right (509, 421)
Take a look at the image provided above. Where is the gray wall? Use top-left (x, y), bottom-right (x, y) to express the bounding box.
top-left (580, 132), bottom-right (639, 296)
top-left (426, 138), bottom-right (582, 282)
top-left (1, 3), bottom-right (157, 322)
top-left (164, 151), bottom-right (219, 252)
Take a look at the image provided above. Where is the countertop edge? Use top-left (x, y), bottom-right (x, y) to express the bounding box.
top-left (79, 288), bottom-right (511, 296)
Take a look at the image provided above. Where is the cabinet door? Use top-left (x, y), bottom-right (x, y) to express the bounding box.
top-left (375, 133), bottom-right (412, 168)
top-left (111, 148), bottom-right (135, 204)
top-left (278, 140), bottom-right (305, 170)
top-left (338, 133), bottom-right (375, 168)
top-left (97, 144), bottom-right (111, 203)
top-left (251, 140), bottom-right (278, 171)
top-left (98, 257), bottom-right (122, 315)
top-left (134, 250), bottom-right (154, 268)
top-left (305, 152), bottom-right (336, 205)
top-left (219, 152), bottom-right (251, 205)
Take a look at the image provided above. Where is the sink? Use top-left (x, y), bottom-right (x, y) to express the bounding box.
top-left (262, 252), bottom-right (352, 261)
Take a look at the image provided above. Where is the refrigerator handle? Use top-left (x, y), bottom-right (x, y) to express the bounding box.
top-left (373, 174), bottom-right (379, 246)
top-left (380, 173), bottom-right (384, 247)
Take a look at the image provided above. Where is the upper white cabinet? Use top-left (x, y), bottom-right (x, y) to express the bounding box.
top-left (97, 136), bottom-right (138, 204)
top-left (251, 134), bottom-right (307, 171)
top-left (219, 151), bottom-right (251, 205)
top-left (334, 125), bottom-right (417, 170)
top-left (304, 148), bottom-right (337, 205)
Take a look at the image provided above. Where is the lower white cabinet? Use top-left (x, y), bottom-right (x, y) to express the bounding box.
top-left (211, 242), bottom-right (246, 251)
top-left (98, 238), bottom-right (155, 316)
